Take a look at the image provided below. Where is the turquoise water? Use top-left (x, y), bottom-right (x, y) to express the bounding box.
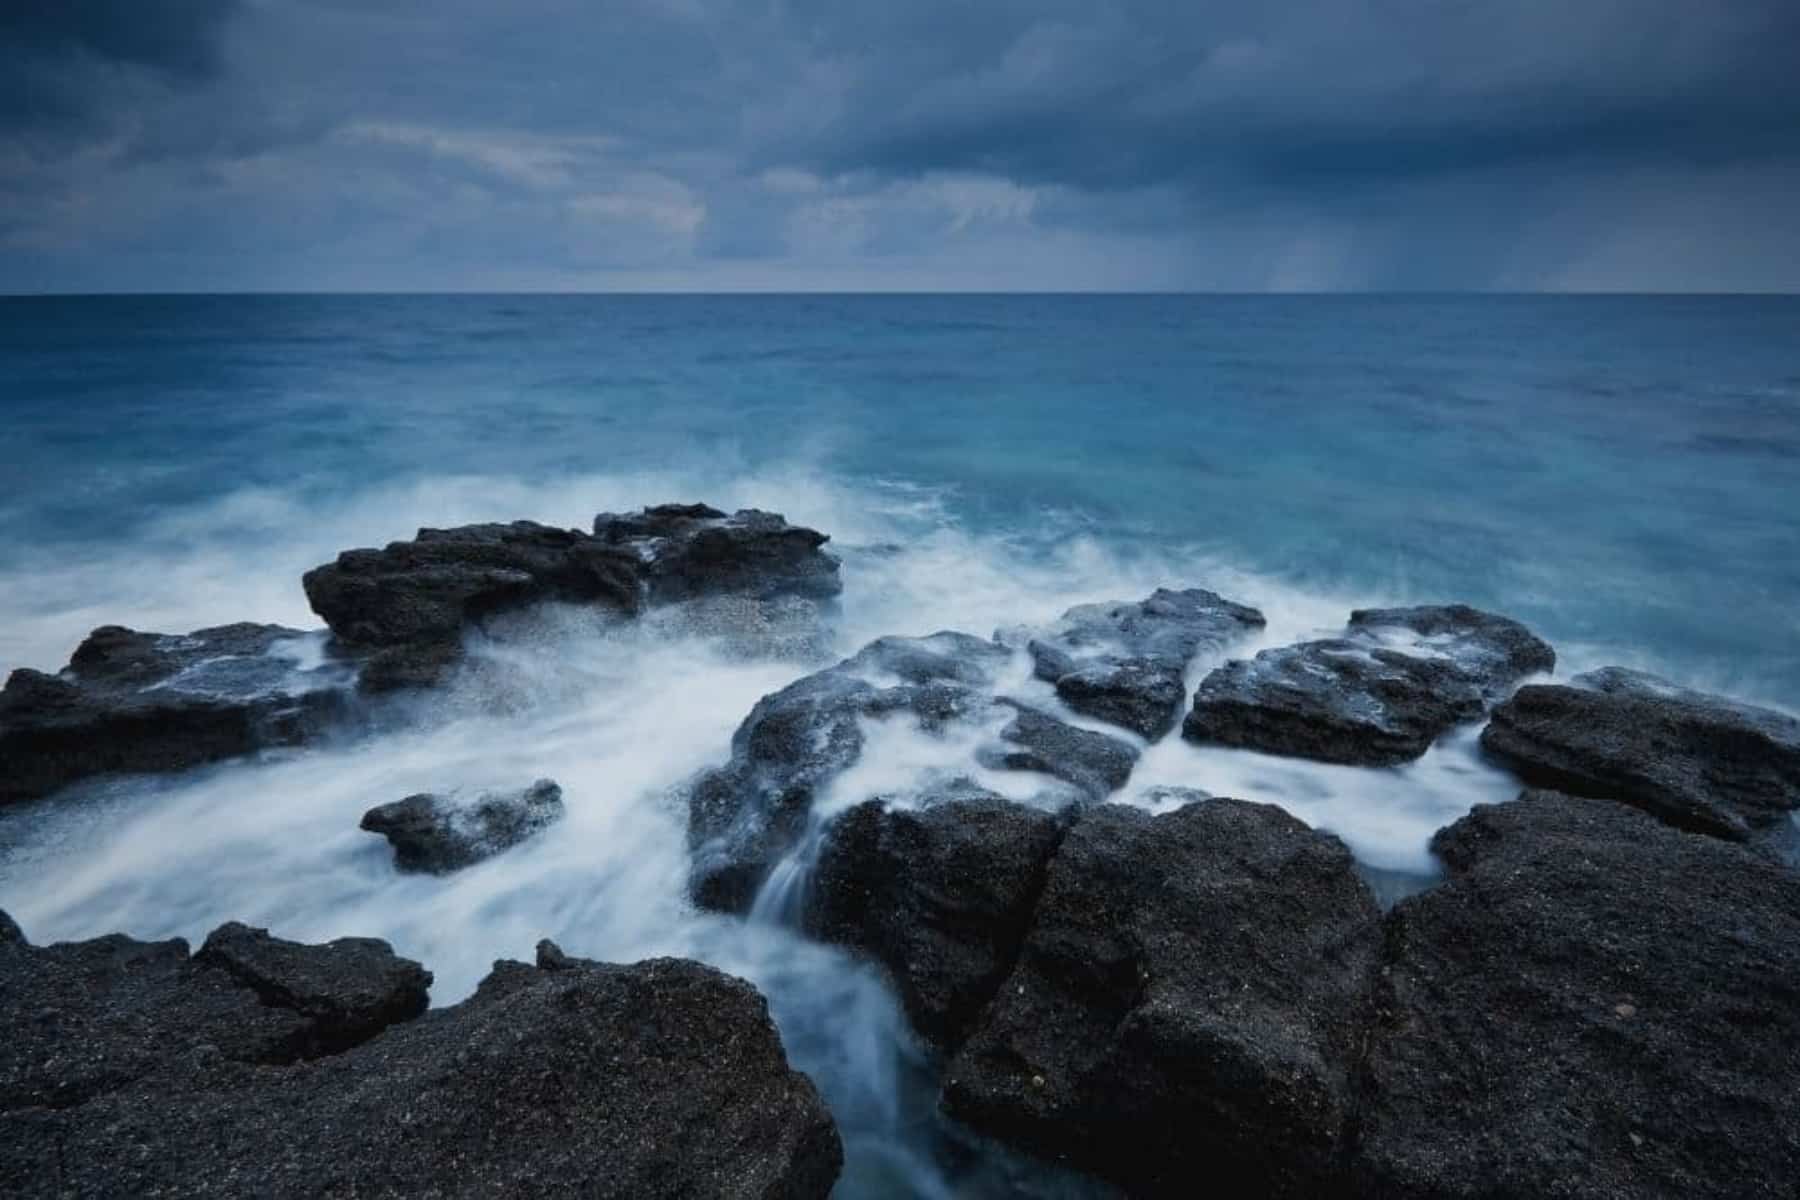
top-left (2, 294), bottom-right (1797, 1196)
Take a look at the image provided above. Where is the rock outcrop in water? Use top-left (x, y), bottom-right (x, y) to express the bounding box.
top-left (943, 797), bottom-right (1383, 1196)
top-left (1352, 791), bottom-right (1800, 1198)
top-left (304, 505), bottom-right (840, 691)
top-left (361, 778), bottom-right (565, 873)
top-left (1480, 667), bottom-right (1800, 842)
top-left (1183, 603), bottom-right (1554, 765)
top-left (1010, 588), bottom-right (1266, 739)
top-left (802, 784), bottom-right (1069, 1052)
top-left (687, 631), bottom-right (1138, 912)
top-left (0, 623), bottom-right (351, 807)
top-left (0, 922), bottom-right (842, 1198)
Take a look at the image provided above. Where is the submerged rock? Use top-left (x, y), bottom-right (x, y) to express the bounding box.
top-left (1015, 588), bottom-right (1265, 739)
top-left (0, 623), bottom-right (350, 807)
top-left (361, 778), bottom-right (565, 873)
top-left (687, 631), bottom-right (1135, 913)
top-left (1353, 791), bottom-right (1800, 1198)
top-left (1480, 667), bottom-right (1800, 841)
top-left (0, 932), bottom-right (840, 1198)
top-left (943, 797), bottom-right (1382, 1197)
top-left (304, 505), bottom-right (840, 691)
top-left (804, 786), bottom-right (1069, 1052)
top-left (1183, 603), bottom-right (1554, 765)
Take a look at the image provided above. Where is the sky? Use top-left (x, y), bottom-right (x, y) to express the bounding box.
top-left (3, 0), bottom-right (1799, 293)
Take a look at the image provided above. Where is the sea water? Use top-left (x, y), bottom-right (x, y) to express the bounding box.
top-left (1, 294), bottom-right (1797, 1195)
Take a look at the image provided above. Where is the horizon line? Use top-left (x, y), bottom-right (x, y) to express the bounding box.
top-left (4, 288), bottom-right (1798, 299)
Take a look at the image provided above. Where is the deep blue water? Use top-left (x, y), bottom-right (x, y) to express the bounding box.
top-left (2, 294), bottom-right (1798, 1198)
top-left (3, 293), bottom-right (1797, 699)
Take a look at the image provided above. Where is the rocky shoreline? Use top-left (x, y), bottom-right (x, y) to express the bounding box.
top-left (3, 502), bottom-right (1798, 1197)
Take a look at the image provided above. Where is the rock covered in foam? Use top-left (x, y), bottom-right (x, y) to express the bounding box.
top-left (803, 784), bottom-right (1069, 1052)
top-left (1183, 603), bottom-right (1554, 765)
top-left (1352, 790), bottom-right (1800, 1198)
top-left (1480, 667), bottom-right (1800, 841)
top-left (1012, 587), bottom-right (1265, 739)
top-left (0, 932), bottom-right (841, 1198)
top-left (0, 623), bottom-right (351, 807)
top-left (303, 505), bottom-right (841, 691)
top-left (686, 631), bottom-right (1138, 913)
top-left (943, 797), bottom-right (1382, 1196)
top-left (360, 778), bottom-right (565, 874)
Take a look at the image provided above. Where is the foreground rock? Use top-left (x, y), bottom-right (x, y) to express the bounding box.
top-left (1013, 588), bottom-right (1265, 739)
top-left (0, 924), bottom-right (841, 1198)
top-left (1184, 603), bottom-right (1554, 765)
top-left (1480, 667), bottom-right (1800, 841)
top-left (0, 918), bottom-right (429, 1111)
top-left (1353, 791), bottom-right (1800, 1198)
top-left (304, 505), bottom-right (841, 690)
top-left (943, 797), bottom-right (1382, 1197)
top-left (803, 785), bottom-right (1068, 1052)
top-left (361, 778), bottom-right (565, 873)
top-left (0, 623), bottom-right (351, 807)
top-left (688, 632), bottom-right (1137, 912)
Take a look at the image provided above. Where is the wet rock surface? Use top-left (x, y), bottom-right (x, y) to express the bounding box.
top-left (1015, 588), bottom-right (1265, 739)
top-left (803, 785), bottom-right (1070, 1052)
top-left (304, 505), bottom-right (840, 691)
top-left (943, 797), bottom-right (1383, 1197)
top-left (0, 623), bottom-right (350, 807)
top-left (1481, 666), bottom-right (1800, 841)
top-left (687, 631), bottom-right (1137, 913)
top-left (361, 778), bottom-right (565, 873)
top-left (1352, 791), bottom-right (1800, 1199)
top-left (1183, 603), bottom-right (1554, 765)
top-left (0, 928), bottom-right (841, 1198)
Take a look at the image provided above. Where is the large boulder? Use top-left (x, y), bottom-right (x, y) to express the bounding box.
top-left (1012, 588), bottom-right (1265, 739)
top-left (304, 506), bottom-right (841, 691)
top-left (1480, 667), bottom-right (1800, 842)
top-left (0, 935), bottom-right (841, 1198)
top-left (1183, 603), bottom-right (1554, 765)
top-left (361, 778), bottom-right (565, 874)
top-left (687, 632), bottom-right (1137, 913)
top-left (0, 623), bottom-right (351, 807)
top-left (802, 785), bottom-right (1069, 1052)
top-left (0, 921), bottom-right (429, 1112)
top-left (1352, 791), bottom-right (1800, 1198)
top-left (943, 797), bottom-right (1382, 1197)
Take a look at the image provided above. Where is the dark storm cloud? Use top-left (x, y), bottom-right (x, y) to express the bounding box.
top-left (0, 0), bottom-right (243, 138)
top-left (3, 0), bottom-right (1799, 290)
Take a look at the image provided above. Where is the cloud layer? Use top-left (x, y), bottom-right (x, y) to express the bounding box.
top-left (3, 0), bottom-right (1797, 291)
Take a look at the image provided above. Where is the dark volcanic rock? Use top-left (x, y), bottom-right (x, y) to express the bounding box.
top-left (361, 778), bottom-right (565, 873)
top-left (304, 506), bottom-right (840, 691)
top-left (1017, 587), bottom-right (1265, 739)
top-left (1481, 667), bottom-right (1800, 841)
top-left (1184, 603), bottom-right (1554, 766)
top-left (595, 503), bottom-right (843, 604)
top-left (0, 911), bottom-right (20, 945)
top-left (978, 700), bottom-right (1139, 801)
top-left (804, 786), bottom-right (1069, 1052)
top-left (1353, 791), bottom-right (1800, 1199)
top-left (0, 623), bottom-right (351, 807)
top-left (0, 921), bottom-right (430, 1113)
top-left (688, 632), bottom-right (1137, 913)
top-left (944, 797), bottom-right (1382, 1197)
top-left (0, 936), bottom-right (841, 1198)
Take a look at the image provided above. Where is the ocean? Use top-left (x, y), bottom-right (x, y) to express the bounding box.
top-left (2, 293), bottom-right (1797, 1195)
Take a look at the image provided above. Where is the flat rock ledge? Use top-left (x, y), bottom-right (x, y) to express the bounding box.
top-left (1183, 603), bottom-right (1555, 765)
top-left (1480, 666), bottom-right (1800, 842)
top-left (0, 918), bottom-right (842, 1199)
